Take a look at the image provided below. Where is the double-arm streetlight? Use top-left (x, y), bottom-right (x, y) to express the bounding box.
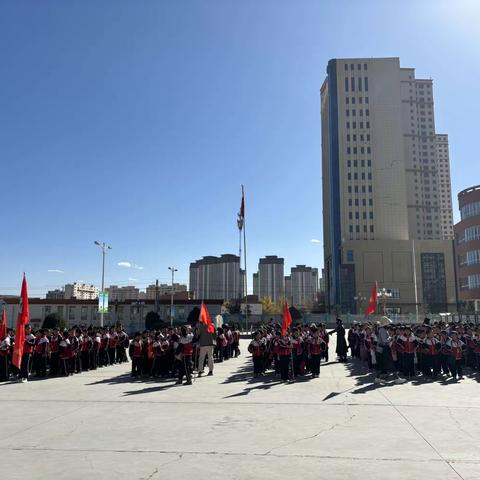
top-left (94, 240), bottom-right (111, 327)
top-left (168, 266), bottom-right (178, 327)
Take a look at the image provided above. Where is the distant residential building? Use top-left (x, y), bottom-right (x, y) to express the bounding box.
top-left (289, 265), bottom-right (319, 308)
top-left (454, 185), bottom-right (480, 312)
top-left (145, 283), bottom-right (187, 300)
top-left (435, 134), bottom-right (454, 240)
top-left (107, 285), bottom-right (140, 301)
top-left (252, 273), bottom-right (259, 297)
top-left (256, 256), bottom-right (284, 302)
top-left (64, 283), bottom-right (98, 300)
top-left (189, 254), bottom-right (244, 300)
top-left (284, 276), bottom-right (292, 304)
top-left (46, 288), bottom-right (64, 300)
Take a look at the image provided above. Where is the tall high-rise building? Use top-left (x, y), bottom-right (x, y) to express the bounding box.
top-left (255, 256), bottom-right (284, 302)
top-left (435, 134), bottom-right (454, 239)
top-left (252, 272), bottom-right (259, 297)
top-left (290, 265), bottom-right (319, 308)
top-left (321, 57), bottom-right (456, 313)
top-left (189, 254), bottom-right (244, 301)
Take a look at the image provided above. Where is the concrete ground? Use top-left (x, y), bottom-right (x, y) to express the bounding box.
top-left (0, 339), bottom-right (479, 480)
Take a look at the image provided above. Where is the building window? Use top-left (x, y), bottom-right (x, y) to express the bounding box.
top-left (421, 253), bottom-right (447, 313)
top-left (351, 77), bottom-right (355, 91)
top-left (460, 201), bottom-right (480, 220)
top-left (346, 250), bottom-right (354, 262)
top-left (364, 77), bottom-right (369, 91)
top-left (345, 77), bottom-right (349, 92)
top-left (460, 225), bottom-right (480, 243)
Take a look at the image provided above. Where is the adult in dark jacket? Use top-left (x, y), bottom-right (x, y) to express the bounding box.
top-left (329, 319), bottom-right (348, 362)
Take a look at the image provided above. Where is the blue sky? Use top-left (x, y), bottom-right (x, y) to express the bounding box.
top-left (1, 0), bottom-right (480, 296)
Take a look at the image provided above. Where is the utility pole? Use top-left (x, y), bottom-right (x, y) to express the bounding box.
top-left (168, 267), bottom-right (177, 327)
top-left (94, 241), bottom-right (111, 327)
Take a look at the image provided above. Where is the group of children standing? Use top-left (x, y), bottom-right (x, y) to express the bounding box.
top-left (0, 324), bottom-right (129, 382)
top-left (348, 320), bottom-right (480, 382)
top-left (247, 323), bottom-right (337, 382)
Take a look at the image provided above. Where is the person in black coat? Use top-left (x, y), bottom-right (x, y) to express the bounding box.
top-left (329, 319), bottom-right (348, 362)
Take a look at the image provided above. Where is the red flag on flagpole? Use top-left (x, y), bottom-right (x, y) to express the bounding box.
top-left (199, 302), bottom-right (215, 334)
top-left (240, 189), bottom-right (245, 221)
top-left (365, 282), bottom-right (378, 315)
top-left (12, 274), bottom-right (29, 369)
top-left (0, 308), bottom-right (6, 341)
top-left (281, 301), bottom-right (292, 337)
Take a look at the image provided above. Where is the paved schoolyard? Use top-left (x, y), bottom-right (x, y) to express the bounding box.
top-left (0, 339), bottom-right (479, 480)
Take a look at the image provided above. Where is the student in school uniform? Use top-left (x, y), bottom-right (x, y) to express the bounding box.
top-left (248, 331), bottom-right (266, 378)
top-left (446, 332), bottom-right (466, 381)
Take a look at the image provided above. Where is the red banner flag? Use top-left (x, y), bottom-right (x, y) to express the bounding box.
top-left (12, 274), bottom-right (29, 369)
top-left (365, 282), bottom-right (378, 315)
top-left (240, 189), bottom-right (245, 221)
top-left (0, 308), bottom-right (6, 341)
top-left (199, 302), bottom-right (215, 334)
top-left (281, 301), bottom-right (292, 337)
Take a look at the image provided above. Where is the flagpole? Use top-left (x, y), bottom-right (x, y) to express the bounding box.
top-left (242, 185), bottom-right (248, 334)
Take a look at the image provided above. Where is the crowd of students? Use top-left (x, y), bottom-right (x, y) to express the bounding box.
top-left (347, 319), bottom-right (480, 382)
top-left (0, 324), bottom-right (129, 382)
top-left (3, 317), bottom-right (479, 386)
top-left (247, 319), bottom-right (348, 382)
top-left (0, 322), bottom-right (241, 386)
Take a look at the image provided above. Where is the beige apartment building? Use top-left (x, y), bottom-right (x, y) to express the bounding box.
top-left (321, 57), bottom-right (456, 314)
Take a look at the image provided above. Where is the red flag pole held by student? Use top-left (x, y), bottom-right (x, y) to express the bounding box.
top-left (12, 274), bottom-right (30, 381)
top-left (281, 301), bottom-right (295, 381)
top-left (365, 282), bottom-right (378, 316)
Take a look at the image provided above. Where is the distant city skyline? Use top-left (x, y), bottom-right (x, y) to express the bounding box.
top-left (1, 1), bottom-right (479, 297)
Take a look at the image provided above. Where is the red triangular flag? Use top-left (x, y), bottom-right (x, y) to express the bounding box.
top-left (12, 274), bottom-right (29, 369)
top-left (199, 302), bottom-right (215, 334)
top-left (281, 301), bottom-right (292, 337)
top-left (240, 189), bottom-right (245, 221)
top-left (0, 308), bottom-right (6, 341)
top-left (365, 282), bottom-right (378, 315)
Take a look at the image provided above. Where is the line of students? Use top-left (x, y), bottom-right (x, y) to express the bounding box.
top-left (348, 320), bottom-right (480, 382)
top-left (248, 323), bottom-right (334, 382)
top-left (127, 323), bottom-right (241, 385)
top-left (0, 324), bottom-right (129, 382)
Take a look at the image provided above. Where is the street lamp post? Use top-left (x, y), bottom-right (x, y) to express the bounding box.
top-left (168, 266), bottom-right (178, 327)
top-left (94, 240), bottom-right (111, 327)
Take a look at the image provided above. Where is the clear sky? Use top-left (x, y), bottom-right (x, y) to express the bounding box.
top-left (1, 0), bottom-right (480, 296)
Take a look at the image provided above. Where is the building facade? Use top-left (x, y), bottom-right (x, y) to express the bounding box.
top-left (145, 283), bottom-right (187, 300)
top-left (1, 298), bottom-right (223, 332)
top-left (107, 285), bottom-right (141, 301)
top-left (454, 185), bottom-right (480, 312)
top-left (435, 134), bottom-right (454, 239)
top-left (64, 283), bottom-right (99, 300)
top-left (255, 256), bottom-right (284, 302)
top-left (289, 265), bottom-right (319, 308)
top-left (321, 57), bottom-right (455, 313)
top-left (189, 254), bottom-right (244, 301)
top-left (46, 289), bottom-right (65, 300)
